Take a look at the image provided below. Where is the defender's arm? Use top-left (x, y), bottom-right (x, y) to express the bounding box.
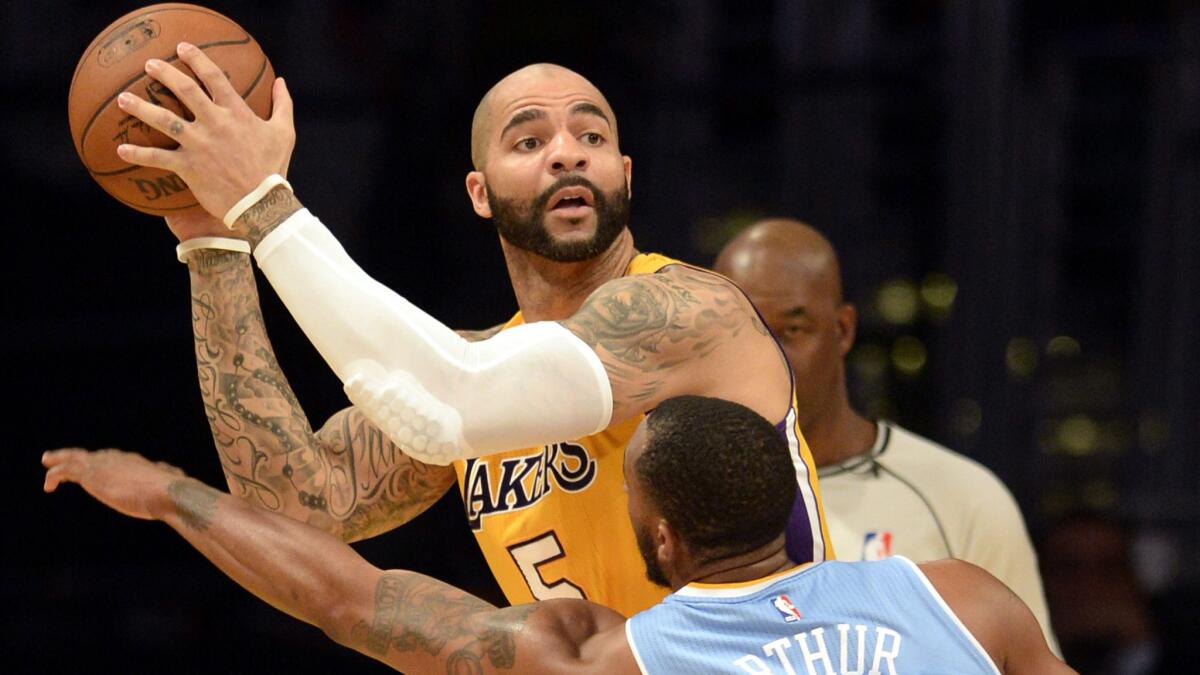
top-left (42, 449), bottom-right (634, 675)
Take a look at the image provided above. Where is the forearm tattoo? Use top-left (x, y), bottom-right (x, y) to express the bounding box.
top-left (561, 266), bottom-right (768, 402)
top-left (168, 479), bottom-right (220, 532)
top-left (237, 185), bottom-right (303, 247)
top-left (354, 573), bottom-right (537, 674)
top-left (188, 251), bottom-right (454, 540)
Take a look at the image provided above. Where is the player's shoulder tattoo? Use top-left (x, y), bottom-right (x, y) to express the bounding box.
top-left (560, 264), bottom-right (768, 375)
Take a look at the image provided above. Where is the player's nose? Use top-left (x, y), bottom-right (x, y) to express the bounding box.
top-left (547, 131), bottom-right (588, 174)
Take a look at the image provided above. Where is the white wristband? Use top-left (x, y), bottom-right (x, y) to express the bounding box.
top-left (176, 237), bottom-right (252, 263)
top-left (222, 174), bottom-right (293, 229)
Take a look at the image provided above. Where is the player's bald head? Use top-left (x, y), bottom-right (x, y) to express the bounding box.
top-left (470, 63), bottom-right (619, 170)
top-left (714, 219), bottom-right (844, 304)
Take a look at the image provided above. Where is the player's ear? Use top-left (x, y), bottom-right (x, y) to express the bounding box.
top-left (656, 519), bottom-right (678, 568)
top-left (465, 171), bottom-right (491, 218)
top-left (836, 303), bottom-right (857, 356)
top-left (623, 155), bottom-right (632, 197)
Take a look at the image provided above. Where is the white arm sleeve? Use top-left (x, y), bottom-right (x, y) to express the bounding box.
top-left (253, 209), bottom-right (613, 464)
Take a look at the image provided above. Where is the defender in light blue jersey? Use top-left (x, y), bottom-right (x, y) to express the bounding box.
top-left (46, 396), bottom-right (1072, 675)
top-left (627, 557), bottom-right (999, 674)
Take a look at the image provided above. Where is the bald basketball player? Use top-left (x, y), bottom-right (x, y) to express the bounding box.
top-left (714, 219), bottom-right (1057, 650)
top-left (44, 395), bottom-right (1072, 674)
top-left (110, 46), bottom-right (830, 616)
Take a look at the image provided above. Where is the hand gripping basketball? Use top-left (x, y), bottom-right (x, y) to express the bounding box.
top-left (115, 41), bottom-right (295, 223)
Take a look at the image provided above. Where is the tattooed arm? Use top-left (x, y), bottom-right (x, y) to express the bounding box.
top-left (242, 196), bottom-right (615, 463)
top-left (560, 265), bottom-right (791, 424)
top-left (186, 244), bottom-right (456, 542)
top-left (42, 449), bottom-right (638, 675)
top-left (227, 189), bottom-right (787, 461)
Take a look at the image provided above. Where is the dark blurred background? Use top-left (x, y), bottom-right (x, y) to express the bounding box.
top-left (4, 0), bottom-right (1198, 672)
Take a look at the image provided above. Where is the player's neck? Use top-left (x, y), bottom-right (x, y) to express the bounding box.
top-left (502, 229), bottom-right (638, 322)
top-left (678, 538), bottom-right (794, 589)
top-left (805, 387), bottom-right (877, 467)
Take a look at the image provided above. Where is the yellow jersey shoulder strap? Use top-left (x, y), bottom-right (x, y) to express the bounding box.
top-left (504, 252), bottom-right (683, 329)
top-left (624, 251), bottom-right (682, 275)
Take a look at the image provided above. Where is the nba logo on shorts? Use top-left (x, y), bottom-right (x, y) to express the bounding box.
top-left (862, 530), bottom-right (893, 560)
top-left (771, 594), bottom-right (803, 623)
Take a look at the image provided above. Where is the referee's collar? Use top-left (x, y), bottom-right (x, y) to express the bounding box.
top-left (816, 420), bottom-right (891, 479)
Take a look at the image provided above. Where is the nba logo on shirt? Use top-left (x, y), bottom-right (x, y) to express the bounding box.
top-left (862, 530), bottom-right (893, 560)
top-left (770, 594), bottom-right (802, 623)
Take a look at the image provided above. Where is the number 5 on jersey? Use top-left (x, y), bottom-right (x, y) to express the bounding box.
top-left (507, 531), bottom-right (586, 600)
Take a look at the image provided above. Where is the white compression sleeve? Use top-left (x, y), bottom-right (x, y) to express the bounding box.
top-left (253, 209), bottom-right (614, 464)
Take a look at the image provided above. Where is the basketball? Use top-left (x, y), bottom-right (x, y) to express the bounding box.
top-left (68, 3), bottom-right (274, 216)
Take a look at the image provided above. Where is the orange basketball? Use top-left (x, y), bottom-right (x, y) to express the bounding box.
top-left (68, 3), bottom-right (274, 216)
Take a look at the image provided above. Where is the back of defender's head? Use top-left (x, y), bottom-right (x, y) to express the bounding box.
top-left (637, 396), bottom-right (797, 560)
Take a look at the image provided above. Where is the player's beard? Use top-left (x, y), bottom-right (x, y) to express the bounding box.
top-left (635, 521), bottom-right (671, 588)
top-left (487, 175), bottom-right (630, 263)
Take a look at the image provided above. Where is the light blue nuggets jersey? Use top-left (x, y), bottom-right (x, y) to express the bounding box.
top-left (625, 557), bottom-right (1000, 675)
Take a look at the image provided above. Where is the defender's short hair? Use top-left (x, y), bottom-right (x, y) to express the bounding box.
top-left (637, 395), bottom-right (797, 561)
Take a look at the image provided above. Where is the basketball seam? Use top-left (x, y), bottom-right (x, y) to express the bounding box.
top-left (70, 5), bottom-right (269, 214)
top-left (87, 53), bottom-right (269, 178)
top-left (78, 36), bottom-right (254, 168)
top-left (70, 5), bottom-right (249, 128)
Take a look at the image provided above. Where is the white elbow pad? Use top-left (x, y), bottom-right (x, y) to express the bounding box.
top-left (254, 210), bottom-right (613, 464)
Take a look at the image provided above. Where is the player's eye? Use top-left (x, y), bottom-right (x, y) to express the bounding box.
top-left (516, 137), bottom-right (541, 151)
top-left (582, 132), bottom-right (603, 145)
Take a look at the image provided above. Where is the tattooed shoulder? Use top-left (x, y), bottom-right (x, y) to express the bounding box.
top-left (560, 265), bottom-right (767, 373)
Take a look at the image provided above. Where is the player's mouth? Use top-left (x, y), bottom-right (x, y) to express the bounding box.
top-left (547, 187), bottom-right (595, 217)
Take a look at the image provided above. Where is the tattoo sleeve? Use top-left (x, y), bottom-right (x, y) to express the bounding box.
top-left (350, 572), bottom-right (537, 674)
top-left (559, 266), bottom-right (768, 415)
top-left (187, 249), bottom-right (456, 541)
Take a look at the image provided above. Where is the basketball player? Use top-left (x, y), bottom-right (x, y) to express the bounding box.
top-left (43, 396), bottom-right (1073, 674)
top-left (111, 44), bottom-right (830, 616)
top-left (714, 218), bottom-right (1057, 649)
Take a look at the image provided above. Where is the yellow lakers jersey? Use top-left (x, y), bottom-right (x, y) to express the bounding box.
top-left (453, 253), bottom-right (832, 617)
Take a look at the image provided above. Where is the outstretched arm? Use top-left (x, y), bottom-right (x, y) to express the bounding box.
top-left (247, 205), bottom-right (786, 462)
top-left (185, 245), bottom-right (455, 541)
top-left (225, 199), bottom-right (784, 464)
top-left (42, 449), bottom-right (632, 675)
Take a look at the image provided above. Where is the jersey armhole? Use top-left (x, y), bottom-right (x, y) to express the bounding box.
top-left (623, 618), bottom-right (652, 675)
top-left (894, 556), bottom-right (1003, 675)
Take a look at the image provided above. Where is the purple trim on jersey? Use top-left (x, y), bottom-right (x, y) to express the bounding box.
top-left (784, 481), bottom-right (816, 563)
top-left (769, 417), bottom-right (815, 563)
